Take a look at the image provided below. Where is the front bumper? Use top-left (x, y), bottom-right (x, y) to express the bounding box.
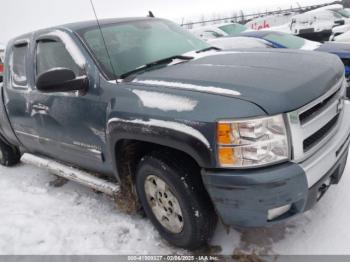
top-left (202, 101), bottom-right (350, 227)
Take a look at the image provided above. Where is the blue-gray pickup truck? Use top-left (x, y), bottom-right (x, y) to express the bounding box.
top-left (1, 17), bottom-right (350, 249)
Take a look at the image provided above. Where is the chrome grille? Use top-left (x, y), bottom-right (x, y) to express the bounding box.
top-left (303, 114), bottom-right (339, 152)
top-left (287, 78), bottom-right (346, 162)
top-left (299, 88), bottom-right (340, 125)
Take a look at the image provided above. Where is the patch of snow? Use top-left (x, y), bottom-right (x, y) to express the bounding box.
top-left (12, 75), bottom-right (27, 83)
top-left (47, 30), bottom-right (86, 68)
top-left (133, 79), bottom-right (241, 97)
top-left (0, 163), bottom-right (186, 255)
top-left (208, 37), bottom-right (271, 50)
top-left (1, 154), bottom-right (350, 254)
top-left (183, 49), bottom-right (221, 60)
top-left (185, 50), bottom-right (271, 59)
top-left (300, 40), bottom-right (322, 50)
top-left (334, 30), bottom-right (350, 42)
top-left (108, 118), bottom-right (210, 149)
top-left (132, 90), bottom-right (198, 112)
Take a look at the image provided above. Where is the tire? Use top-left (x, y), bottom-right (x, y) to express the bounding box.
top-left (135, 151), bottom-right (217, 250)
top-left (0, 139), bottom-right (20, 166)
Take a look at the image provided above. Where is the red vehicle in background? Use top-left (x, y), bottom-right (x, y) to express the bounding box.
top-left (0, 45), bottom-right (4, 82)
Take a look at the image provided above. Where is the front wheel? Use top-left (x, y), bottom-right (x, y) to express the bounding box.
top-left (135, 151), bottom-right (217, 250)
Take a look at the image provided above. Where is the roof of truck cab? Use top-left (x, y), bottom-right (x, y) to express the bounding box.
top-left (9, 17), bottom-right (159, 42)
top-left (59, 17), bottom-right (160, 31)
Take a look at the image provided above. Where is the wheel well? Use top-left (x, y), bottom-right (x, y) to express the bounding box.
top-left (114, 139), bottom-right (201, 184)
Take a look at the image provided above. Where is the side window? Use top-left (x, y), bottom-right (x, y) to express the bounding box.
top-left (36, 40), bottom-right (80, 77)
top-left (11, 44), bottom-right (28, 87)
top-left (0, 50), bottom-right (4, 63)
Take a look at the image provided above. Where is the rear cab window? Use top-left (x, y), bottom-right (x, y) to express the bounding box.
top-left (0, 51), bottom-right (4, 63)
top-left (9, 43), bottom-right (29, 88)
top-left (0, 49), bottom-right (4, 66)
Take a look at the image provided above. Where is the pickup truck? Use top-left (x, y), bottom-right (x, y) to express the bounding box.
top-left (1, 17), bottom-right (350, 250)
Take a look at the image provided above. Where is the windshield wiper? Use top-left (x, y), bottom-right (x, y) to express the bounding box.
top-left (196, 46), bottom-right (221, 53)
top-left (119, 55), bottom-right (193, 79)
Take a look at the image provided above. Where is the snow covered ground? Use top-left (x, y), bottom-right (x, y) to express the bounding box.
top-left (1, 155), bottom-right (350, 255)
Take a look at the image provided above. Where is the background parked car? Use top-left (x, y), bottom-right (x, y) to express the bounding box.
top-left (191, 22), bottom-right (248, 40)
top-left (330, 24), bottom-right (350, 41)
top-left (317, 42), bottom-right (350, 80)
top-left (240, 30), bottom-right (321, 50)
top-left (240, 31), bottom-right (350, 78)
top-left (0, 44), bottom-right (5, 82)
top-left (246, 4), bottom-right (349, 42)
top-left (332, 28), bottom-right (350, 42)
top-left (208, 36), bottom-right (274, 49)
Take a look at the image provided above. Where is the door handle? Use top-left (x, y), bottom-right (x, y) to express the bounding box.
top-left (32, 104), bottom-right (49, 112)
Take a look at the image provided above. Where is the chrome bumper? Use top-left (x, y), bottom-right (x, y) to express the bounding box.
top-left (301, 100), bottom-right (350, 188)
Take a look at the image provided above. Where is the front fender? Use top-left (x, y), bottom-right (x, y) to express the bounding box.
top-left (107, 117), bottom-right (215, 174)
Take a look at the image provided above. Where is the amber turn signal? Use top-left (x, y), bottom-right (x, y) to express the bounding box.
top-left (217, 123), bottom-right (232, 145)
top-left (218, 147), bottom-right (235, 166)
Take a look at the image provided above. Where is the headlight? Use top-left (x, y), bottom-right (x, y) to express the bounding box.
top-left (217, 115), bottom-right (290, 168)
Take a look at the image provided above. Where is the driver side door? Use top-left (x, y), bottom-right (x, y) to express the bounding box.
top-left (30, 31), bottom-right (107, 172)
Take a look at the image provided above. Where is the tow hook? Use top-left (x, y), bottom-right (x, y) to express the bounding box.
top-left (317, 177), bottom-right (332, 200)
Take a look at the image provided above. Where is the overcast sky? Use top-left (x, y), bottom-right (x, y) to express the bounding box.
top-left (0, 0), bottom-right (334, 43)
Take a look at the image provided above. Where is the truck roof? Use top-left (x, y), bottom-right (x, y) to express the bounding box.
top-left (60, 17), bottom-right (155, 31)
top-left (10, 17), bottom-right (157, 42)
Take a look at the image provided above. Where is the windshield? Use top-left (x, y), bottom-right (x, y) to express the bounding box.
top-left (263, 32), bottom-right (305, 49)
top-left (78, 19), bottom-right (209, 79)
top-left (336, 9), bottom-right (350, 18)
top-left (218, 24), bottom-right (247, 36)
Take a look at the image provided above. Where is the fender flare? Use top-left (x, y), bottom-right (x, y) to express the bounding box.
top-left (107, 118), bottom-right (215, 180)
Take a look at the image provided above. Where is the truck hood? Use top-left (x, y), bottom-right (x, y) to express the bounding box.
top-left (131, 49), bottom-right (344, 115)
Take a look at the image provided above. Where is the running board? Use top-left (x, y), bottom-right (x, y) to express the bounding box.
top-left (21, 153), bottom-right (120, 196)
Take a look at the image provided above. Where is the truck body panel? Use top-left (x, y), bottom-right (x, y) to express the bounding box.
top-left (0, 18), bottom-right (349, 231)
top-left (133, 49), bottom-right (344, 115)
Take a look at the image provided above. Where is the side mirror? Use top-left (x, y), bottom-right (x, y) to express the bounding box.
top-left (36, 68), bottom-right (88, 93)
